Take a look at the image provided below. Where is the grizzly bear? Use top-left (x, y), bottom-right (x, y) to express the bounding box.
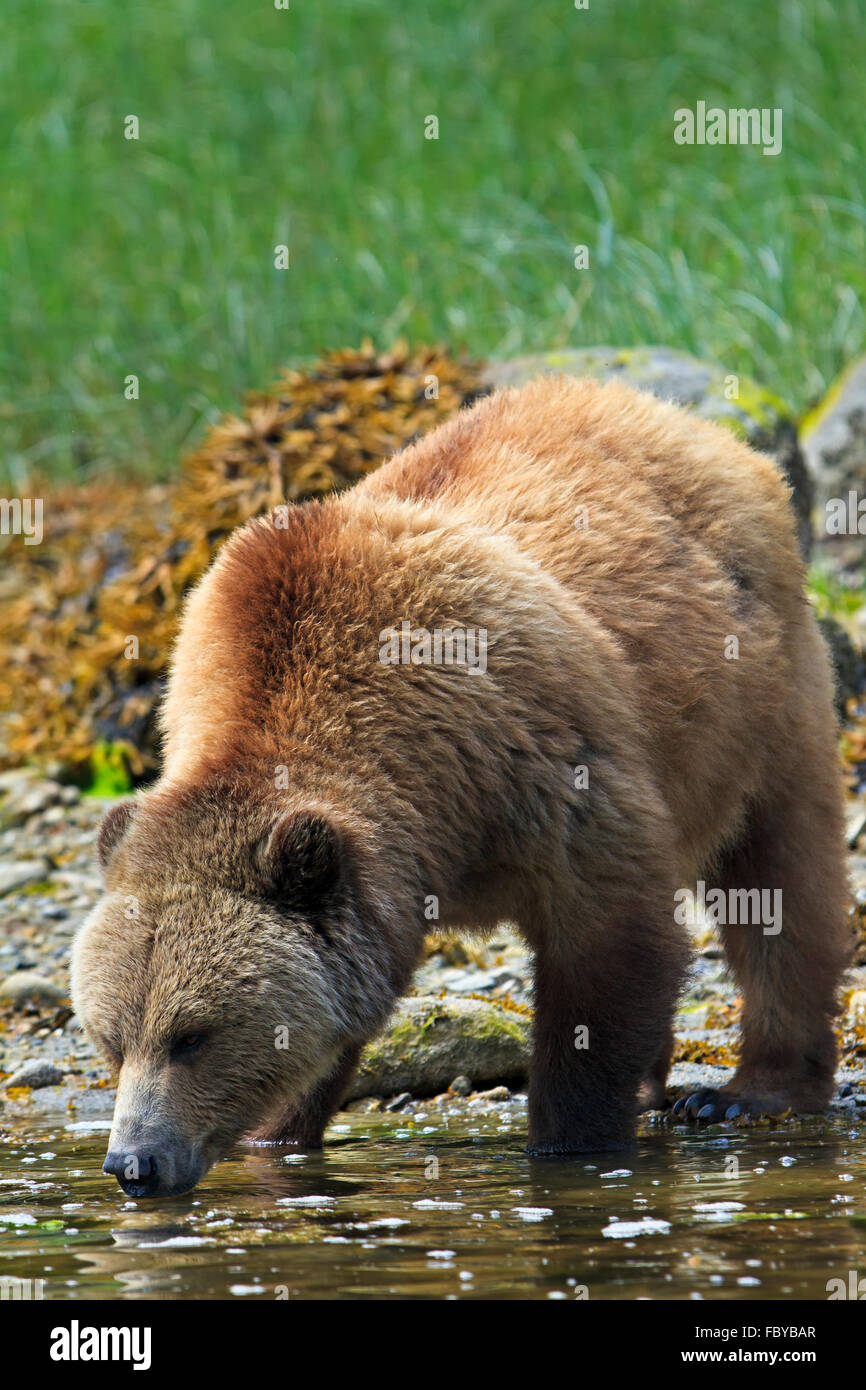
top-left (71, 375), bottom-right (851, 1198)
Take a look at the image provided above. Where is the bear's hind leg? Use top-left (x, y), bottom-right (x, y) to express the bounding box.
top-left (675, 743), bottom-right (850, 1124)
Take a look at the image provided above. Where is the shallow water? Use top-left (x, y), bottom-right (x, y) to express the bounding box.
top-left (2, 1098), bottom-right (866, 1301)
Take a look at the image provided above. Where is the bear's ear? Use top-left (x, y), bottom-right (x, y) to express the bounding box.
top-left (255, 811), bottom-right (343, 911)
top-left (97, 800), bottom-right (136, 874)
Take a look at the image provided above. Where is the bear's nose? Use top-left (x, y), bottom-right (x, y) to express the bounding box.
top-left (103, 1149), bottom-right (160, 1197)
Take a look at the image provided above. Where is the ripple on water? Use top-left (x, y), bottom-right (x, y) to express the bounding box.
top-left (0, 1103), bottom-right (865, 1298)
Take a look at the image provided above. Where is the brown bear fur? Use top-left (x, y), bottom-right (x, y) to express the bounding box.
top-left (71, 375), bottom-right (851, 1196)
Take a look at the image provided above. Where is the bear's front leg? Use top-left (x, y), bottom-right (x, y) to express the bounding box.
top-left (527, 913), bottom-right (688, 1155)
top-left (249, 1042), bottom-right (363, 1149)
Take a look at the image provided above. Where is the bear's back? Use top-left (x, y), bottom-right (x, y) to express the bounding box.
top-left (359, 374), bottom-right (803, 619)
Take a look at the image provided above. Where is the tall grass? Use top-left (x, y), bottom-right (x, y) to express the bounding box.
top-left (1, 0), bottom-right (864, 484)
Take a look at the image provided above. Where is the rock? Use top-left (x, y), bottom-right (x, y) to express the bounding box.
top-left (4, 1059), bottom-right (64, 1090)
top-left (449, 1075), bottom-right (473, 1096)
top-left (847, 991), bottom-right (866, 1023)
top-left (436, 966), bottom-right (519, 995)
top-left (342, 1096), bottom-right (383, 1114)
top-left (40, 903), bottom-right (69, 921)
top-left (818, 618), bottom-right (866, 717)
top-left (0, 779), bottom-right (66, 828)
top-left (0, 768), bottom-right (41, 794)
top-left (348, 996), bottom-right (531, 1100)
top-left (484, 346), bottom-right (813, 556)
top-left (849, 856), bottom-right (866, 905)
top-left (472, 1086), bottom-right (511, 1102)
top-left (432, 937), bottom-right (470, 966)
top-left (0, 859), bottom-right (51, 896)
top-left (802, 357), bottom-right (866, 554)
top-left (383, 1092), bottom-right (413, 1112)
top-left (0, 972), bottom-right (67, 1007)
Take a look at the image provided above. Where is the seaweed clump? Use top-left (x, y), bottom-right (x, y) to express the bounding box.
top-left (0, 342), bottom-right (483, 782)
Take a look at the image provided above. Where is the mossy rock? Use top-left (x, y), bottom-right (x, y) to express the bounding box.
top-left (485, 346), bottom-right (812, 557)
top-left (801, 356), bottom-right (866, 502)
top-left (347, 996), bottom-right (531, 1100)
top-left (802, 356), bottom-right (866, 568)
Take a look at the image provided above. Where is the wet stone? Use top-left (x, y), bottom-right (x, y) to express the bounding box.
top-left (4, 1059), bottom-right (65, 1090)
top-left (383, 1093), bottom-right (413, 1113)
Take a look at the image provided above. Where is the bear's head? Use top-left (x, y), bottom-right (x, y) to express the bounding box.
top-left (71, 781), bottom-right (399, 1197)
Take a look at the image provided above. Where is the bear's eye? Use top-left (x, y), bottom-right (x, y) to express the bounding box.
top-left (170, 1033), bottom-right (207, 1060)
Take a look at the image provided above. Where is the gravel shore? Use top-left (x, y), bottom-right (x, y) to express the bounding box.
top-left (2, 772), bottom-right (866, 1125)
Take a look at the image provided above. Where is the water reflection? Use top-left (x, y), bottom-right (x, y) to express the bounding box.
top-left (1, 1099), bottom-right (865, 1299)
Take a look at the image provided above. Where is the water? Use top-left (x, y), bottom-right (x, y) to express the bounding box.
top-left (2, 1097), bottom-right (865, 1300)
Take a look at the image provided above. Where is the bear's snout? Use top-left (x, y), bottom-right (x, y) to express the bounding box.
top-left (103, 1148), bottom-right (160, 1197)
top-left (103, 1143), bottom-right (202, 1198)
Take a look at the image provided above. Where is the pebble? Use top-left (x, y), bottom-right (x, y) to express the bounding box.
top-left (0, 972), bottom-right (67, 1007)
top-left (343, 1096), bottom-right (383, 1113)
top-left (40, 903), bottom-right (69, 921)
top-left (0, 780), bottom-right (77, 828)
top-left (383, 1092), bottom-right (413, 1112)
top-left (4, 1059), bottom-right (65, 1090)
top-left (472, 1086), bottom-right (511, 1102)
top-left (438, 967), bottom-right (520, 995)
top-left (847, 990), bottom-right (866, 1022)
top-left (0, 859), bottom-right (51, 896)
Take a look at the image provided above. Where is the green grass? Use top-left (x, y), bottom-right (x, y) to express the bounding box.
top-left (808, 561), bottom-right (866, 621)
top-left (2, 0), bottom-right (865, 485)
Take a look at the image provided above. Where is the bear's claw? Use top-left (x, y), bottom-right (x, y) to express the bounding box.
top-left (670, 1089), bottom-right (770, 1124)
